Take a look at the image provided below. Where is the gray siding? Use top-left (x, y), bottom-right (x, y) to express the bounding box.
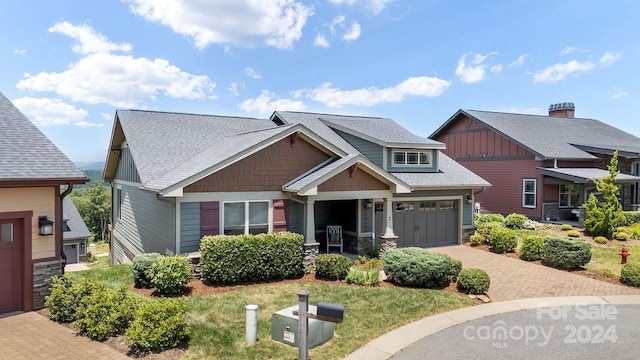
top-left (115, 146), bottom-right (141, 183)
top-left (387, 149), bottom-right (438, 173)
top-left (111, 183), bottom-right (175, 263)
top-left (180, 202), bottom-right (201, 253)
top-left (287, 200), bottom-right (304, 234)
top-left (335, 130), bottom-right (384, 167)
top-left (395, 189), bottom-right (474, 226)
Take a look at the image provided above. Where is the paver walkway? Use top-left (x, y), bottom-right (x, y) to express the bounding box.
top-left (0, 311), bottom-right (130, 360)
top-left (430, 245), bottom-right (640, 301)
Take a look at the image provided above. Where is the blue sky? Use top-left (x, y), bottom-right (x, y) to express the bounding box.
top-left (1, 0), bottom-right (638, 164)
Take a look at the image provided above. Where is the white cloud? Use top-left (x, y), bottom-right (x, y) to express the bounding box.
top-left (49, 21), bottom-right (132, 55)
top-left (329, 0), bottom-right (393, 15)
top-left (13, 49), bottom-right (27, 56)
top-left (239, 90), bottom-right (307, 114)
top-left (16, 22), bottom-right (215, 107)
top-left (314, 33), bottom-right (330, 48)
top-left (229, 82), bottom-right (239, 96)
top-left (305, 76), bottom-right (450, 107)
top-left (101, 112), bottom-right (112, 120)
top-left (532, 60), bottom-right (595, 83)
top-left (509, 54), bottom-right (526, 67)
top-left (125, 0), bottom-right (313, 50)
top-left (343, 22), bottom-right (361, 41)
top-left (560, 46), bottom-right (588, 56)
top-left (455, 52), bottom-right (497, 83)
top-left (600, 51), bottom-right (621, 66)
top-left (490, 64), bottom-right (503, 73)
top-left (330, 15), bottom-right (346, 36)
top-left (611, 91), bottom-right (629, 99)
top-left (244, 67), bottom-right (262, 79)
top-left (12, 97), bottom-right (101, 127)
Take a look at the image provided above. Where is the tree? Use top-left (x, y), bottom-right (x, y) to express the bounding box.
top-left (71, 183), bottom-right (111, 242)
top-left (583, 151), bottom-right (625, 238)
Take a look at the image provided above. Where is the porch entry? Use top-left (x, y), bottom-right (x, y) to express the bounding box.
top-left (0, 219), bottom-right (20, 314)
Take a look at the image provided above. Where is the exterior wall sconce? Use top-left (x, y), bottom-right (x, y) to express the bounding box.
top-left (38, 216), bottom-right (54, 236)
top-left (364, 199), bottom-right (373, 208)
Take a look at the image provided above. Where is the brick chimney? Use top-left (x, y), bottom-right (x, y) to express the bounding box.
top-left (548, 102), bottom-right (575, 118)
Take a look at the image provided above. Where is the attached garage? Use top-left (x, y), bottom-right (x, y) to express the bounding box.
top-left (63, 243), bottom-right (79, 264)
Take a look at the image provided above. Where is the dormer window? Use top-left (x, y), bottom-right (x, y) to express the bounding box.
top-left (392, 150), bottom-right (432, 167)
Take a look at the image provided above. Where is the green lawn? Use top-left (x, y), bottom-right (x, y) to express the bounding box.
top-left (69, 265), bottom-right (475, 359)
top-left (585, 243), bottom-right (640, 276)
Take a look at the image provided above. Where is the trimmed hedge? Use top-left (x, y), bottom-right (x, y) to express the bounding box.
top-left (200, 232), bottom-right (304, 285)
top-left (620, 263), bottom-right (640, 287)
top-left (541, 236), bottom-right (592, 270)
top-left (594, 236), bottom-right (609, 244)
top-left (504, 213), bottom-right (528, 229)
top-left (614, 232), bottom-right (629, 241)
top-left (45, 276), bottom-right (105, 323)
top-left (469, 232), bottom-right (485, 246)
top-left (382, 248), bottom-right (452, 288)
top-left (448, 259), bottom-right (463, 283)
top-left (74, 287), bottom-right (139, 340)
top-left (126, 299), bottom-right (190, 352)
top-left (561, 224), bottom-right (573, 231)
top-left (457, 268), bottom-right (490, 295)
top-left (623, 211), bottom-right (640, 226)
top-left (567, 230), bottom-right (581, 238)
top-left (132, 253), bottom-right (162, 288)
top-left (474, 213), bottom-right (505, 227)
top-left (519, 235), bottom-right (544, 261)
top-left (476, 221), bottom-right (505, 239)
top-left (150, 256), bottom-right (191, 295)
top-left (488, 226), bottom-right (517, 254)
top-left (315, 254), bottom-right (352, 280)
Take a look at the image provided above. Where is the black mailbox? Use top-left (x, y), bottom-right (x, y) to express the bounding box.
top-left (317, 302), bottom-right (345, 323)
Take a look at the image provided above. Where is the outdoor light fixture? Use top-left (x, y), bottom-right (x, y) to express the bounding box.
top-left (38, 216), bottom-right (54, 236)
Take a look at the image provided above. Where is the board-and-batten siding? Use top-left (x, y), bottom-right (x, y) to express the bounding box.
top-left (114, 146), bottom-right (141, 183)
top-left (394, 189), bottom-right (474, 227)
top-left (180, 202), bottom-right (201, 253)
top-left (111, 183), bottom-right (175, 263)
top-left (334, 130), bottom-right (384, 167)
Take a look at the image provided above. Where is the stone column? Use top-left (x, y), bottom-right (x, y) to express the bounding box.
top-left (379, 197), bottom-right (398, 257)
top-left (303, 198), bottom-right (319, 272)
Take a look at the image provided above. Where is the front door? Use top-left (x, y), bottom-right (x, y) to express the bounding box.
top-left (0, 220), bottom-right (21, 314)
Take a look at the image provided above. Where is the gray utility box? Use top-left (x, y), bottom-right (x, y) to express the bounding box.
top-left (271, 305), bottom-right (335, 348)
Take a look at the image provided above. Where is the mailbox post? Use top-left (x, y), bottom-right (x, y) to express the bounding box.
top-left (296, 290), bottom-right (345, 360)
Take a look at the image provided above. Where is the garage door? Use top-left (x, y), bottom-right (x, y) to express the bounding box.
top-left (63, 244), bottom-right (78, 264)
top-left (392, 200), bottom-right (459, 248)
top-left (0, 220), bottom-right (20, 314)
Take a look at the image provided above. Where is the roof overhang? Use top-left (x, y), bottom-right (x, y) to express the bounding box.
top-left (0, 178), bottom-right (88, 187)
top-left (103, 111), bottom-right (123, 182)
top-left (570, 144), bottom-right (640, 159)
top-left (537, 167), bottom-right (640, 184)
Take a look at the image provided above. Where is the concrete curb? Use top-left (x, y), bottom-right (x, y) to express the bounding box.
top-left (344, 295), bottom-right (640, 360)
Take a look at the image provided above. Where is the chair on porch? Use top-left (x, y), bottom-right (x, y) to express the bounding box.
top-left (326, 225), bottom-right (343, 254)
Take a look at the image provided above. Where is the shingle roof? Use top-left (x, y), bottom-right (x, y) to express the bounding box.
top-left (392, 152), bottom-right (491, 189)
top-left (439, 110), bottom-right (640, 160)
top-left (62, 196), bottom-right (91, 240)
top-left (0, 92), bottom-right (86, 180)
top-left (536, 167), bottom-right (640, 184)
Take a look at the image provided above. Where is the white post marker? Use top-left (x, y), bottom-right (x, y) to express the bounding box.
top-left (246, 304), bottom-right (258, 345)
top-left (298, 290), bottom-right (310, 360)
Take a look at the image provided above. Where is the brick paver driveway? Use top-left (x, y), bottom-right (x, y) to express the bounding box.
top-left (0, 311), bottom-right (130, 360)
top-left (431, 245), bottom-right (640, 301)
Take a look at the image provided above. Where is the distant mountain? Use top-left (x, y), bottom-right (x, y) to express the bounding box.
top-left (75, 161), bottom-right (105, 170)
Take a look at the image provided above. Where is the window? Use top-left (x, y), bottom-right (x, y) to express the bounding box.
top-left (522, 179), bottom-right (536, 208)
top-left (223, 201), bottom-right (269, 235)
top-left (0, 223), bottom-right (13, 242)
top-left (115, 187), bottom-right (122, 220)
top-left (559, 184), bottom-right (579, 208)
top-left (392, 150), bottom-right (432, 167)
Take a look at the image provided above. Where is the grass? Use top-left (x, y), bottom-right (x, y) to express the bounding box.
top-left (585, 244), bottom-right (640, 277)
top-left (68, 265), bottom-right (475, 359)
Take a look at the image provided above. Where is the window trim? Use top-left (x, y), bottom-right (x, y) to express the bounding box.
top-left (522, 178), bottom-right (537, 209)
top-left (559, 184), bottom-right (579, 208)
top-left (222, 200), bottom-right (271, 235)
top-left (115, 186), bottom-right (122, 220)
top-left (391, 150), bottom-right (433, 167)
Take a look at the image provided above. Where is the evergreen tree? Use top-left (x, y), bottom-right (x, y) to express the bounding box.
top-left (583, 151), bottom-right (625, 238)
top-left (71, 183), bottom-right (111, 241)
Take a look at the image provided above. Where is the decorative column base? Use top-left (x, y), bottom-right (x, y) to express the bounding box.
top-left (303, 242), bottom-right (320, 273)
top-left (378, 236), bottom-right (398, 258)
top-left (33, 259), bottom-right (65, 309)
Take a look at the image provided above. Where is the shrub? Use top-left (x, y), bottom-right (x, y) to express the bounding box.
top-left (469, 232), bottom-right (485, 246)
top-left (488, 226), bottom-right (517, 254)
top-left (561, 224), bottom-right (573, 231)
top-left (504, 213), bottom-right (528, 229)
top-left (133, 253), bottom-right (163, 288)
top-left (523, 219), bottom-right (542, 230)
top-left (519, 235), bottom-right (544, 261)
top-left (567, 230), bottom-right (581, 238)
top-left (149, 256), bottom-right (191, 295)
top-left (345, 268), bottom-right (380, 286)
top-left (616, 226), bottom-right (628, 234)
top-left (476, 221), bottom-right (505, 239)
top-left (602, 268), bottom-right (614, 278)
top-left (45, 276), bottom-right (105, 323)
top-left (623, 211), bottom-right (640, 226)
top-left (382, 248), bottom-right (452, 288)
top-left (457, 268), bottom-right (490, 295)
top-left (126, 299), bottom-right (190, 352)
top-left (200, 232), bottom-right (304, 284)
top-left (630, 223), bottom-right (640, 240)
top-left (447, 259), bottom-right (463, 283)
top-left (541, 236), bottom-right (592, 270)
top-left (474, 213), bottom-right (504, 227)
top-left (621, 263), bottom-right (640, 287)
top-left (614, 232), bottom-right (629, 241)
top-left (583, 151), bottom-right (625, 238)
top-left (594, 236), bottom-right (609, 244)
top-left (315, 254), bottom-right (352, 281)
top-left (74, 287), bottom-right (139, 340)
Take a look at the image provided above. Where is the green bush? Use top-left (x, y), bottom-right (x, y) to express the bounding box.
top-left (602, 268), bottom-right (614, 278)
top-left (447, 259), bottom-right (463, 283)
top-left (345, 268), bottom-right (380, 286)
top-left (541, 236), bottom-right (592, 270)
top-left (523, 219), bottom-right (542, 230)
top-left (561, 224), bottom-right (573, 231)
top-left (474, 213), bottom-right (505, 227)
top-left (504, 213), bottom-right (528, 229)
top-left (200, 232), bottom-right (304, 285)
top-left (149, 256), bottom-right (191, 295)
top-left (315, 254), bottom-right (352, 280)
top-left (567, 230), bottom-right (581, 238)
top-left (621, 263), bottom-right (640, 287)
top-left (614, 232), bottom-right (629, 241)
top-left (476, 221), bottom-right (505, 239)
top-left (616, 226), bottom-right (628, 234)
top-left (126, 299), bottom-right (190, 352)
top-left (382, 248), bottom-right (452, 288)
top-left (623, 211), bottom-right (640, 226)
top-left (630, 223), bottom-right (640, 240)
top-left (133, 253), bottom-right (163, 288)
top-left (519, 235), bottom-right (544, 261)
top-left (594, 236), bottom-right (609, 244)
top-left (353, 257), bottom-right (384, 272)
top-left (45, 276), bottom-right (105, 323)
top-left (488, 226), bottom-right (517, 254)
top-left (583, 152), bottom-right (625, 238)
top-left (457, 268), bottom-right (490, 295)
top-left (469, 232), bottom-right (485, 246)
top-left (74, 287), bottom-right (139, 341)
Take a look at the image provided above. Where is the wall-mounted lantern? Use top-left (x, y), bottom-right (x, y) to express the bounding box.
top-left (38, 216), bottom-right (54, 236)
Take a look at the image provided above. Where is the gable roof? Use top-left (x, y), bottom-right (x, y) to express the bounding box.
top-left (536, 167), bottom-right (640, 184)
top-left (62, 196), bottom-right (91, 240)
top-left (431, 109), bottom-right (640, 160)
top-left (0, 92), bottom-right (86, 182)
top-left (393, 152), bottom-right (491, 189)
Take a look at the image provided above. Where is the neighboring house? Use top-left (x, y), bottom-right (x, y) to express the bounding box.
top-left (431, 102), bottom-right (640, 221)
top-left (103, 110), bottom-right (489, 265)
top-left (62, 197), bottom-right (91, 264)
top-left (0, 92), bottom-right (87, 314)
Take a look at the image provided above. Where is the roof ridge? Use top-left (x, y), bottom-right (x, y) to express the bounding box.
top-left (280, 110), bottom-right (387, 120)
top-left (465, 109), bottom-right (596, 121)
top-left (119, 109), bottom-right (267, 121)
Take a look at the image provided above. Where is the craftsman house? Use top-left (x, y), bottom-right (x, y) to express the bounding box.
top-left (62, 196), bottom-right (91, 264)
top-left (430, 103), bottom-right (640, 221)
top-left (0, 92), bottom-right (87, 314)
top-left (103, 110), bottom-right (489, 264)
